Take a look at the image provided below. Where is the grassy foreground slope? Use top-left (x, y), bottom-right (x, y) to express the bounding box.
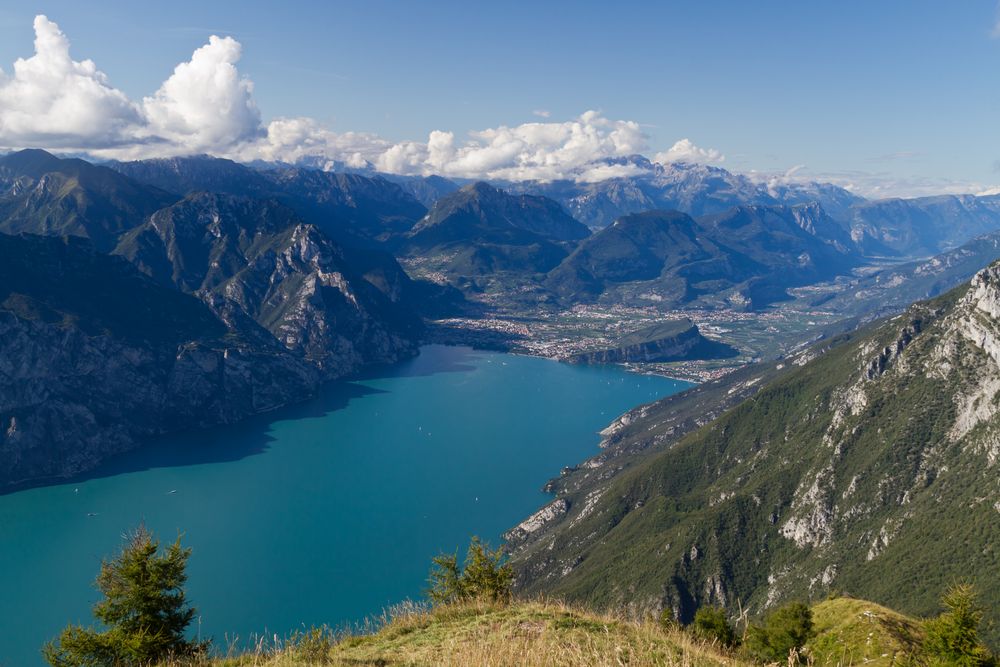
top-left (159, 596), bottom-right (937, 666)
top-left (188, 601), bottom-right (745, 667)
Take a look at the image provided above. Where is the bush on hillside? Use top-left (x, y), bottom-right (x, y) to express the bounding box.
top-left (428, 536), bottom-right (513, 605)
top-left (923, 583), bottom-right (995, 666)
top-left (691, 606), bottom-right (737, 647)
top-left (744, 601), bottom-right (814, 664)
top-left (42, 525), bottom-right (207, 667)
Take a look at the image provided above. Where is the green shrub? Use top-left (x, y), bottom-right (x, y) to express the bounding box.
top-left (428, 536), bottom-right (513, 605)
top-left (922, 583), bottom-right (995, 666)
top-left (745, 601), bottom-right (814, 664)
top-left (42, 525), bottom-right (207, 666)
top-left (691, 606), bottom-right (736, 647)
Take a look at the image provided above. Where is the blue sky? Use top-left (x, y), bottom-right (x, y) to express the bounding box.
top-left (0, 1), bottom-right (998, 196)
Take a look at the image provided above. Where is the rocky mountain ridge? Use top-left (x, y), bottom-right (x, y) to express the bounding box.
top-left (114, 192), bottom-right (420, 376)
top-left (0, 152), bottom-right (437, 489)
top-left (507, 262), bottom-right (1000, 642)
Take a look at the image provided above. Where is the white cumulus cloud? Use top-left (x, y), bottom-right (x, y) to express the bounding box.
top-left (0, 15), bottom-right (715, 184)
top-left (0, 15), bottom-right (142, 149)
top-left (653, 138), bottom-right (725, 165)
top-left (362, 111), bottom-right (650, 181)
top-left (141, 35), bottom-right (263, 154)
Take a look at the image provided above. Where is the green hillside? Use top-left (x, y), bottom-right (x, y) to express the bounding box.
top-left (509, 263), bottom-right (1000, 644)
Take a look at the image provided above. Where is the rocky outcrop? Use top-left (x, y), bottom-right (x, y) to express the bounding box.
top-left (503, 499), bottom-right (569, 547)
top-left (114, 193), bottom-right (421, 377)
top-left (567, 319), bottom-right (737, 364)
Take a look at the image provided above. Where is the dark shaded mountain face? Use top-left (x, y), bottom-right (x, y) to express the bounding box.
top-left (408, 182), bottom-right (590, 244)
top-left (0, 149), bottom-right (178, 251)
top-left (114, 193), bottom-right (422, 375)
top-left (0, 153), bottom-right (454, 489)
top-left (508, 267), bottom-right (1000, 641)
top-left (509, 158), bottom-right (866, 228)
top-left (107, 155), bottom-right (464, 316)
top-left (399, 182), bottom-right (590, 277)
top-left (108, 155), bottom-right (428, 245)
top-left (698, 204), bottom-right (861, 281)
top-left (544, 204), bottom-right (861, 309)
top-left (342, 244), bottom-right (469, 318)
top-left (544, 210), bottom-right (754, 305)
top-left (848, 194), bottom-right (1000, 257)
top-left (0, 233), bottom-right (319, 488)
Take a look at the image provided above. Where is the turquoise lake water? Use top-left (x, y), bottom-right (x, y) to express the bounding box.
top-left (0, 345), bottom-right (691, 666)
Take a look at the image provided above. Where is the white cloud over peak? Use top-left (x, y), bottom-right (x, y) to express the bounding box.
top-left (0, 16), bottom-right (141, 148)
top-left (0, 15), bottom-right (717, 184)
top-left (141, 35), bottom-right (262, 153)
top-left (371, 112), bottom-right (649, 181)
top-left (653, 138), bottom-right (725, 165)
top-left (240, 116), bottom-right (389, 169)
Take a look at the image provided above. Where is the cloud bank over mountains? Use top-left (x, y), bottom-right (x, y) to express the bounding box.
top-left (0, 15), bottom-right (721, 182)
top-left (2, 15), bottom-right (993, 198)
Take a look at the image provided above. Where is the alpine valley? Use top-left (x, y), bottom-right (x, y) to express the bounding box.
top-left (2, 144), bottom-right (1000, 661)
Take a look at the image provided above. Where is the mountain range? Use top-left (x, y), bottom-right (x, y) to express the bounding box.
top-left (507, 156), bottom-right (866, 226)
top-left (4, 146), bottom-right (1000, 651)
top-left (103, 152), bottom-right (1000, 285)
top-left (108, 155), bottom-right (428, 246)
top-left (0, 151), bottom-right (446, 489)
top-left (545, 204), bottom-right (862, 310)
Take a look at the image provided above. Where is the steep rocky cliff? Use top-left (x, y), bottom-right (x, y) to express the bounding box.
top-left (0, 234), bottom-right (318, 488)
top-left (114, 193), bottom-right (421, 376)
top-left (507, 261), bottom-right (1000, 642)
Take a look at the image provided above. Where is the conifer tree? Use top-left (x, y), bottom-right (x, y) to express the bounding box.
top-left (923, 583), bottom-right (995, 667)
top-left (43, 526), bottom-right (206, 666)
